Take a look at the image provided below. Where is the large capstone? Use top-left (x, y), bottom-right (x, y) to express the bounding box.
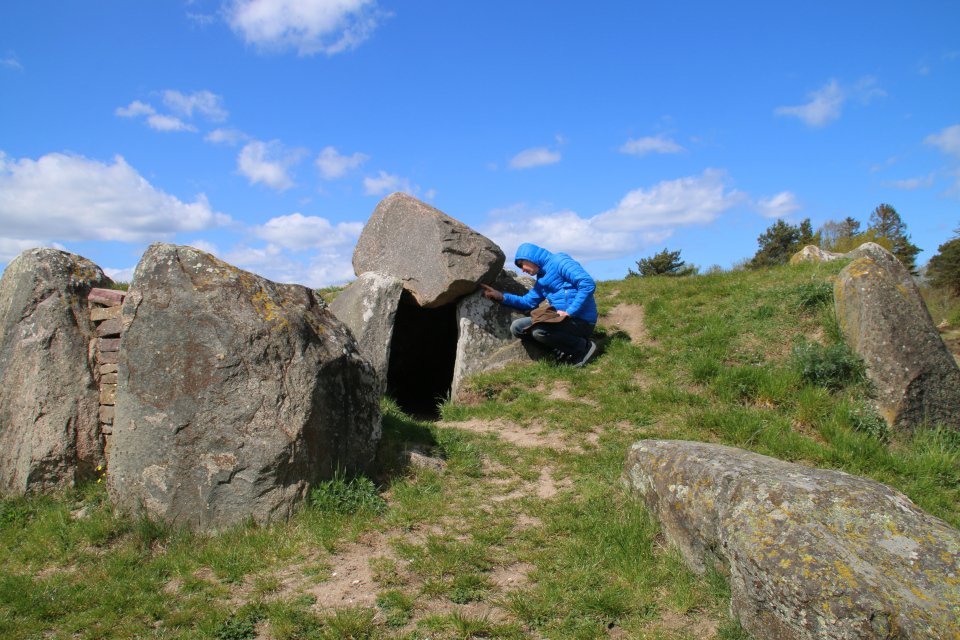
top-left (623, 439), bottom-right (960, 640)
top-left (328, 271), bottom-right (404, 395)
top-left (0, 248), bottom-right (110, 495)
top-left (452, 269), bottom-right (548, 399)
top-left (835, 243), bottom-right (960, 431)
top-left (108, 243), bottom-right (381, 529)
top-left (352, 192), bottom-right (505, 308)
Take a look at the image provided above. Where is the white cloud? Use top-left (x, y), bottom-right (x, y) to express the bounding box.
top-left (315, 146), bottom-right (368, 179)
top-left (756, 191), bottom-right (801, 219)
top-left (188, 239), bottom-right (220, 256)
top-left (0, 58), bottom-right (23, 71)
top-left (162, 90), bottom-right (228, 121)
top-left (0, 238), bottom-right (56, 265)
top-left (0, 150), bottom-right (231, 244)
top-left (620, 134), bottom-right (685, 157)
top-left (870, 156), bottom-right (898, 173)
top-left (924, 125), bottom-right (960, 157)
top-left (880, 173), bottom-right (935, 190)
top-left (775, 80), bottom-right (846, 128)
top-left (102, 266), bottom-right (136, 283)
top-left (592, 169), bottom-right (744, 231)
top-left (115, 100), bottom-right (156, 117)
top-left (237, 140), bottom-right (307, 191)
top-left (508, 147), bottom-right (561, 170)
top-left (205, 128), bottom-right (250, 145)
top-left (482, 169), bottom-right (746, 264)
top-left (364, 170), bottom-right (411, 195)
top-left (251, 213), bottom-right (363, 251)
top-left (222, 242), bottom-right (356, 288)
top-left (224, 0), bottom-right (386, 56)
top-left (146, 114), bottom-right (198, 132)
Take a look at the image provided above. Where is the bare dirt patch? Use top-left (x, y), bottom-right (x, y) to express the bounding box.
top-left (599, 303), bottom-right (647, 343)
top-left (441, 418), bottom-right (571, 450)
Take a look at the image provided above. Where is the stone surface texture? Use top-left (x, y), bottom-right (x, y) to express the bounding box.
top-left (0, 248), bottom-right (110, 495)
top-left (623, 439), bottom-right (960, 640)
top-left (352, 192), bottom-right (505, 308)
top-left (328, 271), bottom-right (404, 394)
top-left (835, 243), bottom-right (960, 431)
top-left (790, 245), bottom-right (844, 264)
top-left (452, 269), bottom-right (547, 398)
top-left (108, 243), bottom-right (382, 529)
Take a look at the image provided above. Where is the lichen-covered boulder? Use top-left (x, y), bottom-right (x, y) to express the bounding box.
top-left (452, 269), bottom-right (547, 399)
top-left (790, 245), bottom-right (843, 264)
top-left (0, 248), bottom-right (110, 495)
top-left (835, 243), bottom-right (960, 431)
top-left (623, 439), bottom-right (960, 640)
top-left (352, 192), bottom-right (505, 308)
top-left (108, 243), bottom-right (381, 529)
top-left (328, 271), bottom-right (404, 394)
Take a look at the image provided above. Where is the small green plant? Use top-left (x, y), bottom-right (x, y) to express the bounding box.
top-left (793, 279), bottom-right (834, 311)
top-left (0, 497), bottom-right (34, 527)
top-left (448, 573), bottom-right (493, 604)
top-left (215, 603), bottom-right (264, 640)
top-left (310, 472), bottom-right (386, 516)
top-left (317, 606), bottom-right (378, 640)
top-left (375, 589), bottom-right (417, 627)
top-left (790, 342), bottom-right (866, 390)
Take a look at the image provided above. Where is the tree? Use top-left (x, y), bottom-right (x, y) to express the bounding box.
top-left (868, 204), bottom-right (921, 274)
top-left (627, 248), bottom-right (698, 277)
top-left (818, 216), bottom-right (863, 252)
top-left (927, 232), bottom-right (960, 295)
top-left (749, 218), bottom-right (816, 268)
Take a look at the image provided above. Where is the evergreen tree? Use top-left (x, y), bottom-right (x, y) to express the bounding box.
top-left (749, 218), bottom-right (814, 268)
top-left (628, 248), bottom-right (697, 277)
top-left (868, 204), bottom-right (921, 274)
top-left (927, 230), bottom-right (960, 294)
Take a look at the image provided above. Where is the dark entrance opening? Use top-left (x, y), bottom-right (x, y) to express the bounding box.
top-left (386, 293), bottom-right (458, 418)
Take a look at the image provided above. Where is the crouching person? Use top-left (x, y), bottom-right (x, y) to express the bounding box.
top-left (480, 242), bottom-right (598, 367)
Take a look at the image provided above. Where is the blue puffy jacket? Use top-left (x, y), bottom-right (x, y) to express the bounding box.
top-left (501, 243), bottom-right (598, 323)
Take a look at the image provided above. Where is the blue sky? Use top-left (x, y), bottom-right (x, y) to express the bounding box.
top-left (2, 1), bottom-right (959, 286)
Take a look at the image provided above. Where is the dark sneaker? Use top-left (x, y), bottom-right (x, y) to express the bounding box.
top-left (571, 341), bottom-right (597, 368)
top-left (552, 348), bottom-right (572, 364)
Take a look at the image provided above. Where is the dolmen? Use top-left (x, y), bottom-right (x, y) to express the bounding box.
top-left (0, 243), bottom-right (383, 531)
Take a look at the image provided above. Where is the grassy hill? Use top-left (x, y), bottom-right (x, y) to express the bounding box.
top-left (3, 260), bottom-right (959, 640)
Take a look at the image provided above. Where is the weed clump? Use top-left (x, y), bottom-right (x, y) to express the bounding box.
top-left (790, 342), bottom-right (866, 390)
top-left (793, 280), bottom-right (834, 311)
top-left (310, 473), bottom-right (385, 516)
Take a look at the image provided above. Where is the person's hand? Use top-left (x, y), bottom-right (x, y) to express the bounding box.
top-left (480, 283), bottom-right (504, 301)
top-left (556, 310), bottom-right (569, 318)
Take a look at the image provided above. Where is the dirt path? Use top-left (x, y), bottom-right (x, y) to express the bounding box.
top-left (598, 303), bottom-right (647, 343)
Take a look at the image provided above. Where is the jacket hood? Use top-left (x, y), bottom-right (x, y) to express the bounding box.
top-left (514, 243), bottom-right (553, 269)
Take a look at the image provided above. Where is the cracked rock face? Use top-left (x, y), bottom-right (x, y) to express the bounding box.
top-left (352, 192), bottom-right (505, 308)
top-left (0, 248), bottom-right (110, 495)
top-left (835, 243), bottom-right (960, 431)
top-left (623, 439), bottom-right (960, 640)
top-left (452, 269), bottom-right (548, 398)
top-left (108, 243), bottom-right (382, 530)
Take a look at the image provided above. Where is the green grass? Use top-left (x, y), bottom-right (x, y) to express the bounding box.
top-left (4, 260), bottom-right (959, 639)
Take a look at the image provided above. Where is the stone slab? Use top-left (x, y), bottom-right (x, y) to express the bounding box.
top-left (96, 318), bottom-right (122, 338)
top-left (90, 306), bottom-right (121, 322)
top-left (100, 372), bottom-right (118, 385)
top-left (88, 288), bottom-right (125, 306)
top-left (99, 405), bottom-right (114, 424)
top-left (97, 350), bottom-right (119, 365)
top-left (99, 384), bottom-right (116, 406)
top-left (99, 364), bottom-right (118, 374)
top-left (99, 338), bottom-right (121, 352)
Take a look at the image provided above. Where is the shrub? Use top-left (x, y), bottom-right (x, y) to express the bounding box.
top-left (793, 280), bottom-right (834, 311)
top-left (790, 342), bottom-right (866, 390)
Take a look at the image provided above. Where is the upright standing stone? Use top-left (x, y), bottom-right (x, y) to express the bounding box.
top-left (0, 248), bottom-right (110, 494)
top-left (352, 192), bottom-right (505, 308)
top-left (328, 272), bottom-right (404, 394)
top-left (108, 243), bottom-right (382, 529)
top-left (835, 243), bottom-right (960, 431)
